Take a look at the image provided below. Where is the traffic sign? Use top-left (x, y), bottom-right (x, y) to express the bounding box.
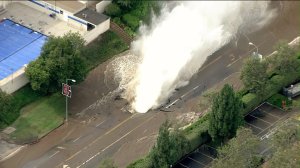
top-left (62, 83), bottom-right (72, 98)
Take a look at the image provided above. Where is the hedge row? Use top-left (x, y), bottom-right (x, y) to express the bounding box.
top-left (241, 72), bottom-right (300, 115)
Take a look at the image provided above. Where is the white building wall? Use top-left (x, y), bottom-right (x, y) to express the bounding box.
top-left (96, 0), bottom-right (112, 13)
top-left (0, 68), bottom-right (29, 94)
top-left (84, 18), bottom-right (110, 44)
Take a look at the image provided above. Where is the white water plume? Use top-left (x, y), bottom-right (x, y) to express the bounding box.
top-left (120, 1), bottom-right (277, 113)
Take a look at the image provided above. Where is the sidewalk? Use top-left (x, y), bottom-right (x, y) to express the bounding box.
top-left (0, 139), bottom-right (24, 162)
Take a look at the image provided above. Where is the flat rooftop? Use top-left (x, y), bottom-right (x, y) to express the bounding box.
top-left (0, 19), bottom-right (47, 80)
top-left (44, 0), bottom-right (85, 14)
top-left (74, 8), bottom-right (109, 25)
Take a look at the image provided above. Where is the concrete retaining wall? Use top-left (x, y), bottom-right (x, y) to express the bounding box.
top-left (84, 18), bottom-right (110, 44)
top-left (0, 68), bottom-right (29, 94)
top-left (96, 0), bottom-right (112, 13)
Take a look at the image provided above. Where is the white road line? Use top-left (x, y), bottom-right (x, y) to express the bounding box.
top-left (226, 56), bottom-right (241, 67)
top-left (96, 120), bottom-right (105, 127)
top-left (73, 136), bottom-right (82, 143)
top-left (76, 115), bottom-right (155, 168)
top-left (180, 163), bottom-right (190, 168)
top-left (257, 112), bottom-right (288, 136)
top-left (246, 122), bottom-right (263, 131)
top-left (165, 85), bottom-right (201, 108)
top-left (165, 99), bottom-right (180, 108)
top-left (259, 109), bottom-right (280, 119)
top-left (188, 156), bottom-right (206, 166)
top-left (57, 146), bottom-right (65, 150)
top-left (49, 151), bottom-right (60, 159)
top-left (0, 145), bottom-right (26, 162)
top-left (248, 114), bottom-right (272, 125)
top-left (197, 151), bottom-right (215, 160)
top-left (181, 85), bottom-right (200, 98)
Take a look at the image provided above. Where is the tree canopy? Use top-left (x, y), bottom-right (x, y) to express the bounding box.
top-left (269, 42), bottom-right (300, 75)
top-left (25, 32), bottom-right (87, 94)
top-left (208, 84), bottom-right (243, 142)
top-left (211, 127), bottom-right (261, 168)
top-left (240, 57), bottom-right (269, 95)
top-left (267, 119), bottom-right (300, 168)
top-left (149, 121), bottom-right (191, 168)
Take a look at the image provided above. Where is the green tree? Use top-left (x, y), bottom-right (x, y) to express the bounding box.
top-left (271, 119), bottom-right (300, 149)
top-left (267, 119), bottom-right (300, 168)
top-left (105, 3), bottom-right (122, 17)
top-left (149, 121), bottom-right (190, 168)
top-left (211, 128), bottom-right (261, 168)
top-left (240, 57), bottom-right (269, 95)
top-left (269, 42), bottom-right (300, 75)
top-left (25, 32), bottom-right (87, 94)
top-left (267, 141), bottom-right (300, 168)
top-left (208, 84), bottom-right (243, 142)
top-left (99, 158), bottom-right (117, 168)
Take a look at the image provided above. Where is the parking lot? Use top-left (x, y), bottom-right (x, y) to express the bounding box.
top-left (245, 103), bottom-right (288, 139)
top-left (174, 145), bottom-right (217, 168)
top-left (174, 103), bottom-right (288, 168)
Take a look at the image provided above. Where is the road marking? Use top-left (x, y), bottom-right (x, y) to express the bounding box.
top-left (57, 146), bottom-right (65, 150)
top-left (257, 111), bottom-right (288, 136)
top-left (197, 151), bottom-right (215, 160)
top-left (0, 145), bottom-right (26, 162)
top-left (73, 136), bottom-right (82, 143)
top-left (246, 122), bottom-right (263, 131)
top-left (76, 115), bottom-right (156, 168)
top-left (248, 114), bottom-right (272, 125)
top-left (188, 156), bottom-right (206, 166)
top-left (49, 151), bottom-right (60, 159)
top-left (199, 55), bottom-right (223, 72)
top-left (226, 56), bottom-right (241, 67)
top-left (180, 163), bottom-right (190, 168)
top-left (56, 113), bottom-right (139, 168)
top-left (259, 109), bottom-right (280, 119)
top-left (96, 120), bottom-right (105, 127)
top-left (165, 85), bottom-right (201, 108)
top-left (165, 99), bottom-right (180, 108)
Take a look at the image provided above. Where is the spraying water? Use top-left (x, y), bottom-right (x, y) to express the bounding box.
top-left (113, 1), bottom-right (277, 113)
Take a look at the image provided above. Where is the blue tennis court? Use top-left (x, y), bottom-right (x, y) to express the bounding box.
top-left (0, 19), bottom-right (48, 80)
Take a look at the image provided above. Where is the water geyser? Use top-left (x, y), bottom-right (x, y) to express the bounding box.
top-left (123, 1), bottom-right (277, 113)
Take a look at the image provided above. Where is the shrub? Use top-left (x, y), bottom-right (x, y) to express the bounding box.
top-left (184, 114), bottom-right (210, 150)
top-left (112, 17), bottom-right (123, 26)
top-left (241, 93), bottom-right (261, 115)
top-left (0, 90), bottom-right (17, 128)
top-left (105, 3), bottom-right (122, 17)
top-left (122, 14), bottom-right (140, 31)
top-left (267, 93), bottom-right (292, 108)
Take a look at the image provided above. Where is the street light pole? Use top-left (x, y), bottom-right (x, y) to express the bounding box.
top-left (249, 42), bottom-right (263, 60)
top-left (65, 79), bottom-right (76, 122)
top-left (249, 42), bottom-right (258, 55)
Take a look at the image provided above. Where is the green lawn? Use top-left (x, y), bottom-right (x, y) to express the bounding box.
top-left (10, 93), bottom-right (65, 144)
